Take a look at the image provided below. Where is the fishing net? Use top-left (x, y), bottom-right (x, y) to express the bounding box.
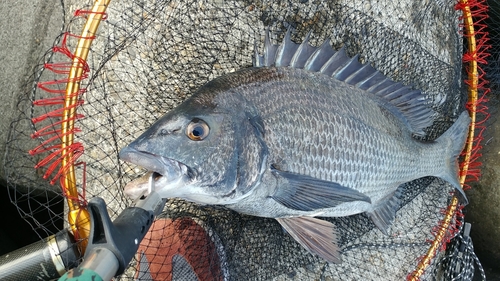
top-left (3, 0), bottom-right (492, 280)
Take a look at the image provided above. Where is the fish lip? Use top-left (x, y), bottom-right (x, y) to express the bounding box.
top-left (119, 146), bottom-right (192, 181)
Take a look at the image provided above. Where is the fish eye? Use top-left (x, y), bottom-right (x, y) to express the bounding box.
top-left (186, 118), bottom-right (209, 141)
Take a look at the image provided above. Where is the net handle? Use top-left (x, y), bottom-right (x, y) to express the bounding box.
top-left (62, 0), bottom-right (111, 254)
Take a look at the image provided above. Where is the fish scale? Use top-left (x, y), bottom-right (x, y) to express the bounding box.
top-left (218, 68), bottom-right (424, 204)
top-left (120, 30), bottom-right (470, 263)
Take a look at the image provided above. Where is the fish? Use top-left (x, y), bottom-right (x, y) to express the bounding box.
top-left (119, 29), bottom-right (470, 263)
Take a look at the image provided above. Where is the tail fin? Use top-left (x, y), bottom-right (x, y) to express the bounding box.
top-left (436, 111), bottom-right (471, 204)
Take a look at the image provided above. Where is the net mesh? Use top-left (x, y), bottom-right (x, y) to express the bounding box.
top-left (488, 1), bottom-right (500, 92)
top-left (3, 0), bottom-right (493, 280)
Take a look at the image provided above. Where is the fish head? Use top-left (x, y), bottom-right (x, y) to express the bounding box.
top-left (120, 88), bottom-right (267, 205)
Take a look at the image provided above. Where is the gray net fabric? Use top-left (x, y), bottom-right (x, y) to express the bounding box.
top-left (5, 0), bottom-right (471, 280)
top-left (487, 0), bottom-right (500, 91)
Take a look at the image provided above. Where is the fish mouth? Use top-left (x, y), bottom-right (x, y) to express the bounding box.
top-left (119, 146), bottom-right (193, 199)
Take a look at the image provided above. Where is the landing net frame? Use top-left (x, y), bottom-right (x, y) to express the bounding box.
top-left (24, 0), bottom-right (490, 279)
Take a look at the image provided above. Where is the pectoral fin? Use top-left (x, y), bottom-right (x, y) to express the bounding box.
top-left (271, 167), bottom-right (371, 211)
top-left (276, 217), bottom-right (341, 263)
top-left (366, 187), bottom-right (402, 235)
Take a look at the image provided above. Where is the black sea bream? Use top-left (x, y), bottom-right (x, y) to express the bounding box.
top-left (119, 30), bottom-right (470, 263)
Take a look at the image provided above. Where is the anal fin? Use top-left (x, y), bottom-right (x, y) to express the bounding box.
top-left (366, 187), bottom-right (403, 235)
top-left (276, 217), bottom-right (341, 263)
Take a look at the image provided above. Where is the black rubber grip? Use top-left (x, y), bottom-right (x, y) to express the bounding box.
top-left (0, 230), bottom-right (80, 281)
top-left (87, 197), bottom-right (154, 276)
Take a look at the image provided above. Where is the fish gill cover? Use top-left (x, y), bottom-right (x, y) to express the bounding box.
top-left (2, 0), bottom-right (492, 280)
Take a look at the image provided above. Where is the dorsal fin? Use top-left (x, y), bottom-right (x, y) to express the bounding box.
top-left (253, 29), bottom-right (435, 136)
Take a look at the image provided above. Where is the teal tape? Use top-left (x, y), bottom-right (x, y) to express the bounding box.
top-left (59, 268), bottom-right (105, 281)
